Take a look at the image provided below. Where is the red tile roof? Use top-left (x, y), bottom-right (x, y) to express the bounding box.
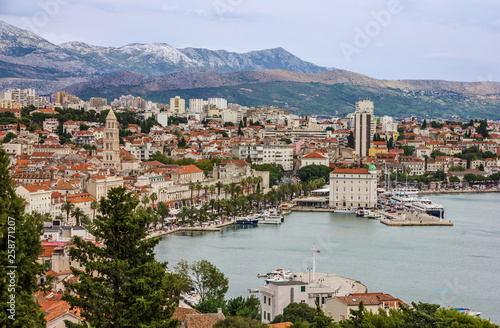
top-left (332, 168), bottom-right (369, 174)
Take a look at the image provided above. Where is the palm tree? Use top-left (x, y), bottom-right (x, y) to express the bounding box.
top-left (195, 182), bottom-right (202, 204)
top-left (166, 273), bottom-right (191, 306)
top-left (150, 192), bottom-right (158, 210)
top-left (90, 199), bottom-right (99, 220)
top-left (141, 195), bottom-right (150, 208)
top-left (61, 200), bottom-right (75, 225)
top-left (228, 182), bottom-right (238, 198)
top-left (223, 185), bottom-right (231, 199)
top-left (203, 185), bottom-right (209, 201)
top-left (189, 182), bottom-right (196, 204)
top-left (71, 207), bottom-right (85, 226)
top-left (187, 206), bottom-right (198, 226)
top-left (255, 175), bottom-right (263, 192)
top-left (177, 206), bottom-right (190, 225)
top-left (157, 202), bottom-right (170, 229)
top-left (209, 184), bottom-right (216, 201)
top-left (240, 178), bottom-right (248, 195)
top-left (215, 181), bottom-right (224, 199)
top-left (198, 203), bottom-right (210, 226)
top-left (294, 182), bottom-right (302, 198)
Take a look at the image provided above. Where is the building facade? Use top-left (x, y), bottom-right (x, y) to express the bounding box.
top-left (329, 165), bottom-right (377, 208)
top-left (101, 109), bottom-right (121, 170)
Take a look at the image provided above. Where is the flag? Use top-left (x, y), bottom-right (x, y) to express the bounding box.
top-left (314, 249), bottom-right (320, 253)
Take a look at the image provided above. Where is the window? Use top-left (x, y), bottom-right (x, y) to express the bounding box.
top-left (268, 298), bottom-right (271, 305)
top-left (263, 311), bottom-right (266, 318)
top-left (264, 296), bottom-right (266, 303)
top-left (267, 313), bottom-right (270, 321)
top-left (301, 286), bottom-right (306, 292)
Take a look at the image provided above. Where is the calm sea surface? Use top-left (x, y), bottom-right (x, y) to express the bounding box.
top-left (155, 193), bottom-right (500, 323)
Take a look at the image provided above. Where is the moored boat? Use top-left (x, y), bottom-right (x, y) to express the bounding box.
top-left (334, 207), bottom-right (356, 214)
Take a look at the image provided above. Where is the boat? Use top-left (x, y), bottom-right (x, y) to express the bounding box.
top-left (248, 289), bottom-right (260, 293)
top-left (412, 197), bottom-right (445, 217)
top-left (280, 203), bottom-right (293, 215)
top-left (235, 217), bottom-right (259, 225)
top-left (256, 273), bottom-right (267, 277)
top-left (453, 308), bottom-right (482, 317)
top-left (391, 194), bottom-right (418, 207)
top-left (396, 186), bottom-right (419, 195)
top-left (356, 209), bottom-right (370, 217)
top-left (334, 207), bottom-right (356, 214)
top-left (256, 211), bottom-right (282, 224)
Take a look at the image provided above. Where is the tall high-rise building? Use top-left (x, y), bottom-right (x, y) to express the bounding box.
top-left (354, 100), bottom-right (375, 158)
top-left (170, 96), bottom-right (185, 114)
top-left (102, 109), bottom-right (121, 170)
top-left (189, 99), bottom-right (206, 114)
top-left (208, 98), bottom-right (227, 110)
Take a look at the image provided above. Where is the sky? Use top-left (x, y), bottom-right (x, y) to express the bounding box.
top-left (1, 0), bottom-right (499, 82)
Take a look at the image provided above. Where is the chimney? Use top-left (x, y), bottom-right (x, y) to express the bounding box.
top-left (217, 308), bottom-right (222, 314)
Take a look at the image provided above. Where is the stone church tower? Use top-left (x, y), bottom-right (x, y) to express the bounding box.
top-left (102, 109), bottom-right (121, 170)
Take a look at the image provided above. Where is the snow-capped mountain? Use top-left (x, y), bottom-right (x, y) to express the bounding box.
top-left (0, 20), bottom-right (328, 85)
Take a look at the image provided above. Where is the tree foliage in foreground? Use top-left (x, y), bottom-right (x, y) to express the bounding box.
top-left (337, 301), bottom-right (498, 328)
top-left (174, 259), bottom-right (229, 302)
top-left (213, 315), bottom-right (268, 328)
top-left (298, 164), bottom-right (332, 183)
top-left (63, 187), bottom-right (177, 328)
top-left (0, 146), bottom-right (50, 328)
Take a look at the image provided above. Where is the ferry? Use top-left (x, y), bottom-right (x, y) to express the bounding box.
top-left (412, 197), bottom-right (444, 217)
top-left (334, 207), bottom-right (356, 214)
top-left (391, 194), bottom-right (418, 207)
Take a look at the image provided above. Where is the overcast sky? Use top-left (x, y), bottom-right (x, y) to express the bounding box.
top-left (1, 0), bottom-right (499, 82)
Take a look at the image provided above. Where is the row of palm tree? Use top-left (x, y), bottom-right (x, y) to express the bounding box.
top-left (169, 178), bottom-right (326, 228)
top-left (187, 176), bottom-right (265, 205)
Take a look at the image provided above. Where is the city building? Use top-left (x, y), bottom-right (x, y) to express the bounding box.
top-left (300, 151), bottom-right (329, 168)
top-left (329, 164), bottom-right (377, 208)
top-left (170, 96), bottom-right (185, 114)
top-left (16, 184), bottom-right (52, 215)
top-left (101, 109), bottom-right (121, 170)
top-left (354, 100), bottom-right (375, 158)
top-left (325, 293), bottom-right (405, 322)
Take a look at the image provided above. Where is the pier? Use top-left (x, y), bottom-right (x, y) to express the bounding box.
top-left (146, 219), bottom-right (235, 239)
top-left (378, 210), bottom-right (453, 226)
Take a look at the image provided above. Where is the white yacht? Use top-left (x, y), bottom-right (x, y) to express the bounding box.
top-left (394, 187), bottom-right (419, 195)
top-left (333, 207), bottom-right (356, 214)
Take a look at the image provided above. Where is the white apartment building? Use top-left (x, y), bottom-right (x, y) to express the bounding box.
top-left (1, 88), bottom-right (41, 107)
top-left (300, 151), bottom-right (329, 168)
top-left (263, 144), bottom-right (294, 171)
top-left (188, 99), bottom-right (207, 114)
top-left (208, 98), bottom-right (227, 110)
top-left (16, 185), bottom-right (52, 215)
top-left (232, 145), bottom-right (264, 164)
top-left (43, 118), bottom-right (59, 132)
top-left (329, 165), bottom-right (377, 208)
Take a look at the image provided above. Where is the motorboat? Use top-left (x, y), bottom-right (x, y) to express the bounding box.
top-left (280, 203), bottom-right (293, 215)
top-left (356, 209), bottom-right (370, 217)
top-left (235, 217), bottom-right (259, 225)
top-left (334, 207), bottom-right (356, 214)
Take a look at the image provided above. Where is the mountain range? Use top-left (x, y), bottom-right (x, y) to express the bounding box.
top-left (0, 20), bottom-right (499, 119)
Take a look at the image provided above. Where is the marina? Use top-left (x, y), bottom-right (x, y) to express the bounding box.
top-left (154, 193), bottom-right (500, 323)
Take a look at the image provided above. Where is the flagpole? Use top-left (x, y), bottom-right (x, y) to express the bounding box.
top-left (312, 243), bottom-right (316, 282)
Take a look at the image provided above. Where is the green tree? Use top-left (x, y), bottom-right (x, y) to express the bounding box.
top-left (61, 200), bottom-right (75, 225)
top-left (346, 131), bottom-right (355, 149)
top-left (298, 165), bottom-right (332, 183)
top-left (63, 187), bottom-right (177, 328)
top-left (178, 259), bottom-right (229, 302)
top-left (0, 147), bottom-right (49, 327)
top-left (421, 119), bottom-right (427, 129)
top-left (401, 146), bottom-right (416, 157)
top-left (2, 132), bottom-right (17, 143)
top-left (225, 296), bottom-right (261, 320)
top-left (271, 302), bottom-right (316, 324)
top-left (196, 298), bottom-right (227, 314)
top-left (252, 163), bottom-right (283, 186)
top-left (214, 316), bottom-right (268, 328)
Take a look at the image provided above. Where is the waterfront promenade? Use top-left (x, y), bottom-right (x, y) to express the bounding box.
top-left (378, 210), bottom-right (453, 226)
top-left (146, 219), bottom-right (236, 239)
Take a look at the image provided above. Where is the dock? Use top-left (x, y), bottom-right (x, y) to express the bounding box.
top-left (378, 210), bottom-right (453, 226)
top-left (146, 219), bottom-right (235, 239)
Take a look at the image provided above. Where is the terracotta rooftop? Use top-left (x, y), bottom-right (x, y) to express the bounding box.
top-left (332, 168), bottom-right (369, 174)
